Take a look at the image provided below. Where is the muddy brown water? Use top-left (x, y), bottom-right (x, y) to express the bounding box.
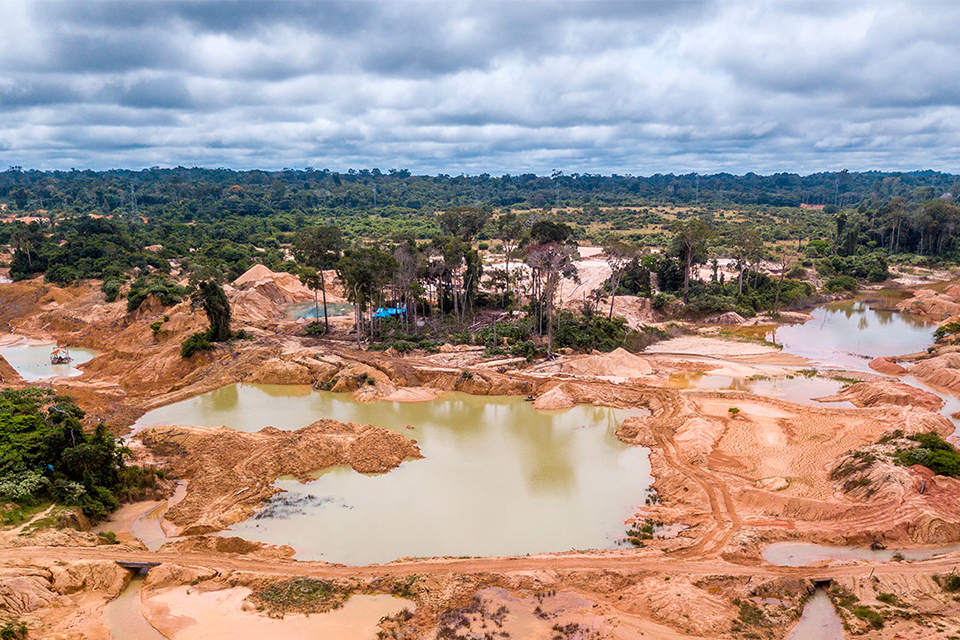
top-left (763, 541), bottom-right (960, 567)
top-left (103, 574), bottom-right (166, 640)
top-left (0, 342), bottom-right (97, 381)
top-left (786, 588), bottom-right (844, 640)
top-left (740, 298), bottom-right (935, 373)
top-left (135, 387), bottom-right (652, 564)
top-left (667, 372), bottom-right (851, 407)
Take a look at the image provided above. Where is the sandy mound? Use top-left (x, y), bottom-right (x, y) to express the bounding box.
top-left (233, 264), bottom-right (316, 305)
top-left (910, 352), bottom-right (960, 395)
top-left (896, 288), bottom-right (960, 319)
top-left (159, 536), bottom-right (295, 559)
top-left (704, 312), bottom-right (746, 325)
top-left (673, 417), bottom-right (726, 463)
top-left (534, 348), bottom-right (653, 378)
top-left (532, 385), bottom-right (576, 410)
top-left (818, 379), bottom-right (943, 411)
top-left (869, 356), bottom-right (907, 375)
top-left (139, 419), bottom-right (421, 533)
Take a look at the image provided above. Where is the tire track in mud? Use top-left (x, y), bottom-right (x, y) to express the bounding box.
top-left (2, 545), bottom-right (958, 582)
top-left (642, 388), bottom-right (742, 558)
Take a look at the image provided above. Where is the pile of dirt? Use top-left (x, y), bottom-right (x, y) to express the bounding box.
top-left (869, 356), bottom-right (907, 375)
top-left (138, 419), bottom-right (421, 534)
top-left (909, 352), bottom-right (960, 395)
top-left (159, 536), bottom-right (295, 559)
top-left (703, 312), bottom-right (746, 325)
top-left (818, 379), bottom-right (944, 411)
top-left (896, 287), bottom-right (960, 319)
top-left (673, 416), bottom-right (727, 463)
top-left (532, 384), bottom-right (576, 410)
top-left (233, 264), bottom-right (316, 305)
top-left (532, 348), bottom-right (653, 378)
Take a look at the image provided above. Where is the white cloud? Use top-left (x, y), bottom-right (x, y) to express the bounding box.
top-left (0, 1), bottom-right (958, 173)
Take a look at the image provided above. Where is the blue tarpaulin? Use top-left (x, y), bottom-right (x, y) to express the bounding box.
top-left (372, 306), bottom-right (406, 319)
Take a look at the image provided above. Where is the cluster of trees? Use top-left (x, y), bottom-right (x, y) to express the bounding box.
top-left (2, 167), bottom-right (958, 217)
top-left (0, 388), bottom-right (157, 522)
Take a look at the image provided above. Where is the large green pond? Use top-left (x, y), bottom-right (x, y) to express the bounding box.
top-left (134, 385), bottom-right (651, 564)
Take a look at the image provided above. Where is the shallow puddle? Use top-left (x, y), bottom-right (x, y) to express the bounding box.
top-left (104, 574), bottom-right (166, 640)
top-left (431, 587), bottom-right (606, 640)
top-left (144, 588), bottom-right (412, 640)
top-left (763, 541), bottom-right (960, 567)
top-left (786, 588), bottom-right (844, 640)
top-left (285, 301), bottom-right (353, 320)
top-left (0, 342), bottom-right (97, 381)
top-left (136, 385), bottom-right (651, 564)
top-left (667, 372), bottom-right (850, 407)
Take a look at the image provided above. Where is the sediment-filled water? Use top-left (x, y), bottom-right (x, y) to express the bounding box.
top-left (0, 342), bottom-right (97, 381)
top-left (786, 588), bottom-right (844, 640)
top-left (136, 386), bottom-right (652, 564)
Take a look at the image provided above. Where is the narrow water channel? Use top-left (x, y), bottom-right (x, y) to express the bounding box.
top-left (103, 573), bottom-right (166, 640)
top-left (136, 387), bottom-right (652, 564)
top-left (786, 588), bottom-right (844, 640)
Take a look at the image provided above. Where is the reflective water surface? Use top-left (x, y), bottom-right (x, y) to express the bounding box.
top-left (136, 385), bottom-right (652, 564)
top-left (0, 342), bottom-right (97, 381)
top-left (786, 588), bottom-right (844, 640)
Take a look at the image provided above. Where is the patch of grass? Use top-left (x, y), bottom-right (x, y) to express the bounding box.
top-left (849, 605), bottom-right (885, 629)
top-left (877, 592), bottom-right (904, 607)
top-left (934, 573), bottom-right (960, 592)
top-left (250, 578), bottom-right (349, 616)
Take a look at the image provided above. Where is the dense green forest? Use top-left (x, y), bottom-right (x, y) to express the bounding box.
top-left (3, 167), bottom-right (960, 356)
top-left (0, 388), bottom-right (159, 524)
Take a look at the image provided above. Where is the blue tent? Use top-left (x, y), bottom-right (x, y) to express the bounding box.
top-left (372, 306), bottom-right (406, 319)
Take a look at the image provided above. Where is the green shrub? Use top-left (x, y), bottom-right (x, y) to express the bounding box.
top-left (180, 332), bottom-right (213, 358)
top-left (896, 432), bottom-right (960, 477)
top-left (101, 278), bottom-right (123, 302)
top-left (934, 320), bottom-right (960, 341)
top-left (825, 275), bottom-right (858, 292)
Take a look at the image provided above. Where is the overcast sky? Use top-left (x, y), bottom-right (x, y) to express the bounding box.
top-left (1, 0), bottom-right (959, 175)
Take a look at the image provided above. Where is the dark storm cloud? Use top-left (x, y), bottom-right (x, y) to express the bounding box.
top-left (0, 0), bottom-right (958, 173)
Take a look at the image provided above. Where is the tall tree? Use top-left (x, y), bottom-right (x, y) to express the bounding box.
top-left (525, 222), bottom-right (578, 359)
top-left (198, 280), bottom-right (231, 342)
top-left (602, 240), bottom-right (638, 319)
top-left (337, 246), bottom-right (397, 349)
top-left (671, 219), bottom-right (713, 303)
top-left (732, 226), bottom-right (764, 297)
top-left (293, 225), bottom-right (344, 333)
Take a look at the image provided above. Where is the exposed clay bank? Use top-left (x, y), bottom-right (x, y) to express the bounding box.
top-left (136, 385), bottom-right (652, 564)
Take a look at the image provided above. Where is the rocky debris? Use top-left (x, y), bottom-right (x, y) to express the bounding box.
top-left (233, 264), bottom-right (315, 305)
top-left (869, 356), bottom-right (907, 375)
top-left (818, 379), bottom-right (944, 411)
top-left (0, 568), bottom-right (60, 615)
top-left (142, 564), bottom-right (219, 591)
top-left (48, 561), bottom-right (128, 597)
top-left (138, 419), bottom-right (421, 533)
top-left (704, 311), bottom-right (746, 325)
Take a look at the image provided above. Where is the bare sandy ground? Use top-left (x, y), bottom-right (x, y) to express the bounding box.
top-left (144, 589), bottom-right (413, 640)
